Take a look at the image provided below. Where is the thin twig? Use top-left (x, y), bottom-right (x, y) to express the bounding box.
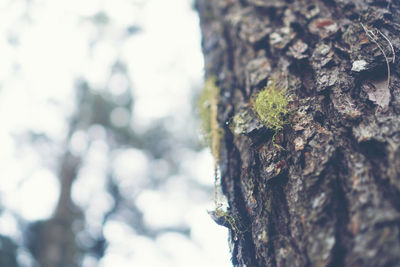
top-left (361, 23), bottom-right (391, 90)
top-left (378, 30), bottom-right (395, 63)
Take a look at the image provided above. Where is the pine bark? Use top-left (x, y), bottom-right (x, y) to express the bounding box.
top-left (195, 0), bottom-right (400, 266)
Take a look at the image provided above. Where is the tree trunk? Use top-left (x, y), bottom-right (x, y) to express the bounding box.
top-left (195, 0), bottom-right (400, 266)
top-left (29, 152), bottom-right (83, 267)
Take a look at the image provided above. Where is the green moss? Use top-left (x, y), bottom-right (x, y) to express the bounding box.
top-left (198, 77), bottom-right (226, 213)
top-left (214, 208), bottom-right (247, 240)
top-left (265, 199), bottom-right (272, 213)
top-left (197, 77), bottom-right (224, 163)
top-left (253, 82), bottom-right (289, 132)
top-left (261, 230), bottom-right (269, 243)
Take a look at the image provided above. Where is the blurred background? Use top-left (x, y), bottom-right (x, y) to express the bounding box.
top-left (0, 0), bottom-right (231, 266)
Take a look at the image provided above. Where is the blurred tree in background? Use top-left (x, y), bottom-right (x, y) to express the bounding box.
top-left (25, 69), bottom-right (196, 267)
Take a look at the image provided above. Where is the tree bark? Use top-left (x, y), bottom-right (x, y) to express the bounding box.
top-left (195, 0), bottom-right (400, 266)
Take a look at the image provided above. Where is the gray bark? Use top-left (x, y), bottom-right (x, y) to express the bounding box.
top-left (195, 0), bottom-right (400, 266)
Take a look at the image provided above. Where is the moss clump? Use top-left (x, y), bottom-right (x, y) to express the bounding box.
top-left (197, 77), bottom-right (224, 163)
top-left (213, 207), bottom-right (247, 240)
top-left (253, 82), bottom-right (289, 132)
top-left (198, 77), bottom-right (227, 218)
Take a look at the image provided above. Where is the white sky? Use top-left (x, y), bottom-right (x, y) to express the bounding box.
top-left (0, 0), bottom-right (231, 266)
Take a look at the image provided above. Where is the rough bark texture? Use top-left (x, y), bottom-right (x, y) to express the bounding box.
top-left (196, 0), bottom-right (400, 266)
